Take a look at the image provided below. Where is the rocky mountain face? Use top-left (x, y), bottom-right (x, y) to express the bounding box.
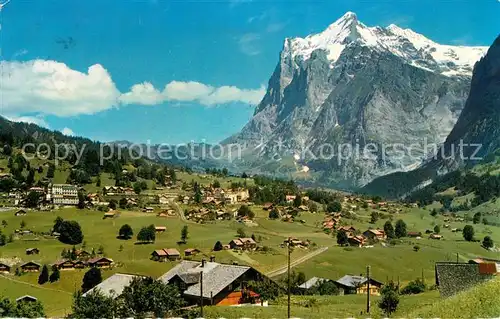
top-left (224, 12), bottom-right (487, 189)
top-left (362, 34), bottom-right (500, 198)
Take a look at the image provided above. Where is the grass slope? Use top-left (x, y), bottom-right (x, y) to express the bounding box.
top-left (411, 277), bottom-right (500, 318)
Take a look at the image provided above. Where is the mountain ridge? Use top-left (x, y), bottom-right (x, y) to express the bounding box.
top-left (223, 12), bottom-right (487, 189)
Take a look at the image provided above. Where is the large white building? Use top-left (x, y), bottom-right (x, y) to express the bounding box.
top-left (51, 184), bottom-right (79, 205)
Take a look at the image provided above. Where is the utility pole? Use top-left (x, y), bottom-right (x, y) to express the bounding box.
top-left (287, 237), bottom-right (291, 319)
top-left (366, 265), bottom-right (371, 314)
top-left (200, 271), bottom-right (204, 318)
top-left (456, 253), bottom-right (459, 263)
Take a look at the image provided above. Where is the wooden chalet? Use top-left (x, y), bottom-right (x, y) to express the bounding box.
top-left (151, 249), bottom-right (168, 261)
top-left (362, 229), bottom-right (386, 241)
top-left (155, 226), bottom-right (167, 233)
top-left (184, 248), bottom-right (201, 256)
top-left (75, 249), bottom-right (91, 259)
top-left (151, 248), bottom-right (181, 261)
top-left (53, 260), bottom-right (76, 270)
top-left (348, 235), bottom-right (366, 247)
top-left (262, 203), bottom-right (274, 211)
top-left (229, 238), bottom-right (257, 250)
top-left (160, 260), bottom-right (276, 306)
top-left (88, 257), bottom-right (113, 268)
top-left (335, 275), bottom-right (383, 295)
top-left (408, 231), bottom-right (423, 238)
top-left (14, 209), bottom-right (27, 216)
top-left (0, 262), bottom-right (12, 273)
top-left (26, 248), bottom-right (40, 255)
top-left (16, 295), bottom-right (38, 303)
top-left (430, 234), bottom-right (443, 240)
top-left (103, 211), bottom-right (116, 219)
top-left (20, 261), bottom-right (41, 272)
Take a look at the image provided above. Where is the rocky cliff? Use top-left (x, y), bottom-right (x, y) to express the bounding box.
top-left (224, 12), bottom-right (487, 189)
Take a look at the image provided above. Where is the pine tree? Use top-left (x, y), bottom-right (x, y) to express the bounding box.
top-left (38, 265), bottom-right (49, 285)
top-left (50, 266), bottom-right (60, 282)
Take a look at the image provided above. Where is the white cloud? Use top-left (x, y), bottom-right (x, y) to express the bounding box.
top-left (120, 81), bottom-right (265, 106)
top-left (0, 60), bottom-right (120, 117)
top-left (61, 127), bottom-right (75, 136)
top-left (0, 59), bottom-right (265, 121)
top-left (118, 82), bottom-right (165, 105)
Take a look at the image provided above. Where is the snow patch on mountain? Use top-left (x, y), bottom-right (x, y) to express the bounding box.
top-left (283, 12), bottom-right (487, 77)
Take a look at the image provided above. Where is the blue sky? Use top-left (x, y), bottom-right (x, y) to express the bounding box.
top-left (0, 0), bottom-right (499, 144)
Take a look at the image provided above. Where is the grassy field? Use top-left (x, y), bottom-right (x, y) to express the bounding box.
top-left (1, 186), bottom-right (500, 316)
top-left (205, 290), bottom-right (440, 318)
top-left (0, 205), bottom-right (325, 316)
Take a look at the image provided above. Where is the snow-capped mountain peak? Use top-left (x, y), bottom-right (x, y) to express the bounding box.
top-left (282, 12), bottom-right (488, 77)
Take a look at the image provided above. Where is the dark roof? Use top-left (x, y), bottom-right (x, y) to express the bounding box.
top-left (159, 261), bottom-right (257, 298)
top-left (88, 257), bottom-right (113, 264)
top-left (20, 261), bottom-right (41, 268)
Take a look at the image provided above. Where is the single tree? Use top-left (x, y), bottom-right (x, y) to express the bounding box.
top-left (483, 236), bottom-right (494, 249)
top-left (53, 216), bottom-right (64, 233)
top-left (236, 227), bottom-right (246, 238)
top-left (72, 290), bottom-right (117, 319)
top-left (213, 240), bottom-right (223, 251)
top-left (50, 266), bottom-right (60, 282)
top-left (179, 225), bottom-right (189, 243)
top-left (119, 197), bottom-right (128, 209)
top-left (463, 225), bottom-right (474, 242)
top-left (336, 230), bottom-right (349, 246)
top-left (473, 212), bottom-right (481, 224)
top-left (212, 180), bottom-right (221, 188)
top-left (108, 199), bottom-right (117, 210)
top-left (25, 191), bottom-right (41, 208)
top-left (326, 201), bottom-right (342, 213)
top-left (268, 209), bottom-right (280, 219)
top-left (293, 195), bottom-right (302, 208)
top-left (395, 219), bottom-right (407, 238)
top-left (81, 268), bottom-right (102, 292)
top-left (370, 212), bottom-right (379, 224)
top-left (384, 221), bottom-right (395, 239)
top-left (119, 224), bottom-right (134, 240)
top-left (0, 230), bottom-right (6, 246)
top-left (137, 225), bottom-right (155, 243)
top-left (13, 299), bottom-right (46, 318)
top-left (38, 265), bottom-right (49, 285)
top-left (1, 220), bottom-right (7, 228)
top-left (59, 220), bottom-right (84, 245)
top-left (433, 225), bottom-right (441, 234)
top-left (379, 281), bottom-right (400, 316)
top-left (119, 277), bottom-right (185, 318)
top-left (20, 220), bottom-right (26, 229)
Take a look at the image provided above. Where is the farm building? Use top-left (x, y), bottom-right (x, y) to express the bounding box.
top-left (20, 261), bottom-right (41, 272)
top-left (25, 248), bottom-right (40, 255)
top-left (0, 262), bottom-right (12, 273)
top-left (88, 257), bottom-right (113, 268)
top-left (16, 295), bottom-right (38, 303)
top-left (82, 273), bottom-right (144, 298)
top-left (159, 259), bottom-right (275, 306)
top-left (335, 275), bottom-right (383, 295)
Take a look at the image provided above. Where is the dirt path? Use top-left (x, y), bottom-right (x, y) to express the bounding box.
top-left (0, 274), bottom-right (72, 295)
top-left (265, 246), bottom-right (329, 278)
